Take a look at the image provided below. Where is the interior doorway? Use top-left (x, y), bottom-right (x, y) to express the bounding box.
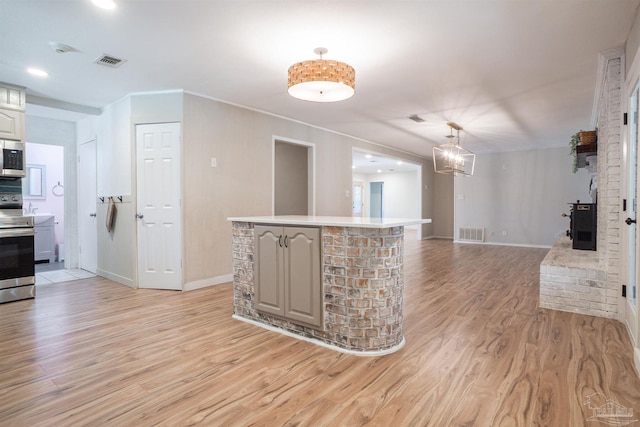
top-left (352, 181), bottom-right (364, 217)
top-left (370, 182), bottom-right (384, 218)
top-left (24, 143), bottom-right (65, 272)
top-left (351, 148), bottom-right (422, 239)
top-left (273, 138), bottom-right (315, 215)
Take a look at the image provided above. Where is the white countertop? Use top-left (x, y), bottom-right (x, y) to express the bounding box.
top-left (227, 215), bottom-right (432, 228)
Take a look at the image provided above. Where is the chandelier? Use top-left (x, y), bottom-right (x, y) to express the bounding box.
top-left (287, 48), bottom-right (355, 102)
top-left (433, 122), bottom-right (476, 176)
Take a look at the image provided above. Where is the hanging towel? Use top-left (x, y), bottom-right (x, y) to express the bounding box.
top-left (106, 197), bottom-right (117, 232)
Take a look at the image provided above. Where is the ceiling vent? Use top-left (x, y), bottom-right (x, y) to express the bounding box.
top-left (94, 54), bottom-right (126, 68)
top-left (408, 114), bottom-right (425, 123)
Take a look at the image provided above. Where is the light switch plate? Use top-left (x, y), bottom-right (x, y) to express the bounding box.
top-left (211, 158), bottom-right (217, 168)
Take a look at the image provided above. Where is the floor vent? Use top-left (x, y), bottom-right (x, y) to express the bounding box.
top-left (458, 227), bottom-right (484, 242)
top-left (94, 54), bottom-right (126, 68)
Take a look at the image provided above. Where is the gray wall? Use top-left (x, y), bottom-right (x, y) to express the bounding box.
top-left (77, 90), bottom-right (433, 289)
top-left (626, 5), bottom-right (640, 76)
top-left (182, 92), bottom-right (434, 287)
top-left (433, 172), bottom-right (454, 238)
top-left (454, 147), bottom-right (591, 247)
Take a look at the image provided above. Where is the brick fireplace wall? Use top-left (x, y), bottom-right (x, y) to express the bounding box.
top-left (540, 49), bottom-right (623, 319)
top-left (598, 53), bottom-right (623, 318)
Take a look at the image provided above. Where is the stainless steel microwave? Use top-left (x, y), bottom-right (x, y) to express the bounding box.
top-left (0, 140), bottom-right (25, 178)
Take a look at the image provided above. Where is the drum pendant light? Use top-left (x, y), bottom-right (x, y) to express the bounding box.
top-left (287, 47), bottom-right (356, 102)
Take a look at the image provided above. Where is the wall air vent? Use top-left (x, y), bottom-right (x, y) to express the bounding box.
top-left (458, 227), bottom-right (484, 242)
top-left (408, 114), bottom-right (425, 123)
top-left (94, 54), bottom-right (126, 68)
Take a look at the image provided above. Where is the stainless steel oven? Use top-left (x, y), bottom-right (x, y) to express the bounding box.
top-left (0, 214), bottom-right (35, 302)
top-left (0, 183), bottom-right (35, 303)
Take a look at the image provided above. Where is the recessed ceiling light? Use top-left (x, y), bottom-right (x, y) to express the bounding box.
top-left (352, 165), bottom-right (356, 169)
top-left (365, 154), bottom-right (372, 159)
top-left (377, 169), bottom-right (382, 173)
top-left (91, 0), bottom-right (117, 10)
top-left (27, 67), bottom-right (49, 77)
top-left (396, 161), bottom-right (403, 165)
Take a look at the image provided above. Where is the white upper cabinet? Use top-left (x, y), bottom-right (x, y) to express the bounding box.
top-left (0, 83), bottom-right (26, 112)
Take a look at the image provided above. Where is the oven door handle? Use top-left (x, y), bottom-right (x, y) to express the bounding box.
top-left (0, 228), bottom-right (34, 238)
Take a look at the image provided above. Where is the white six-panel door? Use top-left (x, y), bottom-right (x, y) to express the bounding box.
top-left (136, 123), bottom-right (182, 290)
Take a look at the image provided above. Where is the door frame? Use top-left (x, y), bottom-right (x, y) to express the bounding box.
top-left (623, 53), bottom-right (640, 372)
top-left (271, 136), bottom-right (316, 216)
top-left (352, 181), bottom-right (364, 217)
top-left (78, 138), bottom-right (97, 273)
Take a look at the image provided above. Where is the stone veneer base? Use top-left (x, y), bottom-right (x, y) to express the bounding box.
top-left (540, 237), bottom-right (615, 318)
top-left (232, 315), bottom-right (406, 356)
top-left (232, 222), bottom-right (405, 354)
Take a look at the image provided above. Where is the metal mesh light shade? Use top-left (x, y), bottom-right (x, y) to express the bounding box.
top-left (433, 143), bottom-right (476, 176)
top-left (288, 59), bottom-right (355, 102)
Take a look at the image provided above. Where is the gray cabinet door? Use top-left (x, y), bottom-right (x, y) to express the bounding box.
top-left (284, 227), bottom-right (321, 327)
top-left (255, 225), bottom-right (285, 317)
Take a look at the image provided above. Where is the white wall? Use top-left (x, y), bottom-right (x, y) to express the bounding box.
top-left (98, 97), bottom-right (132, 196)
top-left (354, 171), bottom-right (420, 219)
top-left (76, 92), bottom-right (184, 287)
top-left (455, 147), bottom-right (591, 247)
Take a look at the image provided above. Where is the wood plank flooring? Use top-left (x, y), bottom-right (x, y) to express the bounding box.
top-left (1, 239), bottom-right (639, 426)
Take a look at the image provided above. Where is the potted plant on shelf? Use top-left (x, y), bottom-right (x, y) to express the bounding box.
top-left (569, 131), bottom-right (581, 173)
top-left (569, 129), bottom-right (597, 173)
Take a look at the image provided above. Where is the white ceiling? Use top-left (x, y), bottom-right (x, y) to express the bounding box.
top-left (2, 0), bottom-right (639, 159)
top-left (352, 149), bottom-right (420, 174)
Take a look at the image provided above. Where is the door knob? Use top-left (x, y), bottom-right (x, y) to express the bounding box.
top-left (626, 217), bottom-right (636, 225)
top-left (136, 213), bottom-right (144, 219)
top-left (89, 213), bottom-right (97, 217)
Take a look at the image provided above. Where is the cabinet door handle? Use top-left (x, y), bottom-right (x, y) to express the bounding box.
top-left (284, 235), bottom-right (288, 248)
top-left (626, 217), bottom-right (636, 225)
top-left (278, 235), bottom-right (283, 247)
top-left (89, 213), bottom-right (97, 217)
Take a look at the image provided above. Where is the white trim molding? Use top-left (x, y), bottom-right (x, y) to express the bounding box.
top-left (591, 47), bottom-right (625, 128)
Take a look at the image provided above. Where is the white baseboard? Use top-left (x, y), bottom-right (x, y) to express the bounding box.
top-left (423, 235), bottom-right (453, 240)
top-left (184, 274), bottom-right (233, 291)
top-left (452, 240), bottom-right (552, 249)
top-left (96, 269), bottom-right (134, 288)
top-left (232, 314), bottom-right (405, 357)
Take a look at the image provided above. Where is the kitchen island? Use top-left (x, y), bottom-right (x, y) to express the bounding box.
top-left (228, 215), bottom-right (431, 356)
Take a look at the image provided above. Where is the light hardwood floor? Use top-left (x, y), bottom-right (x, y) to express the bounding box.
top-left (1, 239), bottom-right (639, 426)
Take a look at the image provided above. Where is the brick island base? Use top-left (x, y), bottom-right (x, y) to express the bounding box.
top-left (231, 221), bottom-right (406, 356)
